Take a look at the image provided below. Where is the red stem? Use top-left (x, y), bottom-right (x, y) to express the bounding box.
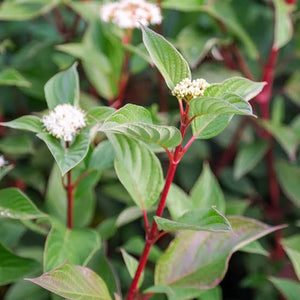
top-left (64, 142), bottom-right (74, 229)
top-left (66, 169), bottom-right (74, 229)
top-left (256, 47), bottom-right (279, 119)
top-left (126, 161), bottom-right (178, 300)
top-left (143, 209), bottom-right (150, 233)
top-left (126, 105), bottom-right (196, 299)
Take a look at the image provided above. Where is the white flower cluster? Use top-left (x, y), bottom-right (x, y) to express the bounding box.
top-left (42, 104), bottom-right (86, 142)
top-left (100, 0), bottom-right (162, 29)
top-left (0, 155), bottom-right (7, 169)
top-left (172, 78), bottom-right (210, 101)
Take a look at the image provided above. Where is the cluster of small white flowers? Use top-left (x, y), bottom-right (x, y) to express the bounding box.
top-left (172, 78), bottom-right (210, 101)
top-left (0, 155), bottom-right (7, 169)
top-left (100, 0), bottom-right (162, 29)
top-left (42, 104), bottom-right (86, 142)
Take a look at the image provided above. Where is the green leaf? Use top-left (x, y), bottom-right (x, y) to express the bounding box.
top-left (120, 249), bottom-right (144, 288)
top-left (190, 163), bottom-right (225, 213)
top-left (154, 208), bottom-right (231, 233)
top-left (57, 43), bottom-right (115, 100)
top-left (1, 115), bottom-right (43, 133)
top-left (239, 241), bottom-right (268, 256)
top-left (191, 114), bottom-right (233, 139)
top-left (261, 120), bottom-right (299, 161)
top-left (100, 104), bottom-right (182, 148)
top-left (116, 206), bottom-right (144, 227)
top-left (37, 131), bottom-right (90, 176)
top-left (0, 220), bottom-right (26, 248)
top-left (0, 243), bottom-right (39, 285)
top-left (189, 93), bottom-right (254, 117)
top-left (282, 235), bottom-right (300, 280)
top-left (0, 188), bottom-right (46, 220)
top-left (204, 77), bottom-right (265, 101)
top-left (0, 68), bottom-right (31, 87)
top-left (108, 134), bottom-right (163, 209)
top-left (103, 104), bottom-right (153, 124)
top-left (86, 107), bottom-right (115, 126)
top-left (0, 0), bottom-right (59, 21)
top-left (101, 122), bottom-right (181, 149)
top-left (272, 0), bottom-right (293, 49)
top-left (269, 277), bottom-right (300, 300)
top-left (167, 184), bottom-right (192, 220)
top-left (191, 77), bottom-right (265, 139)
top-left (141, 25), bottom-right (191, 90)
top-left (44, 223), bottom-right (101, 272)
top-left (44, 63), bottom-right (80, 110)
top-left (89, 140), bottom-right (115, 171)
top-left (27, 264), bottom-right (112, 300)
top-left (234, 141), bottom-right (269, 179)
top-left (271, 96), bottom-right (285, 124)
top-left (275, 161), bottom-right (300, 207)
top-left (155, 216), bottom-right (284, 289)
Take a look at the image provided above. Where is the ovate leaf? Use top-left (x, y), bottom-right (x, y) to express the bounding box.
top-left (44, 63), bottom-right (80, 109)
top-left (0, 188), bottom-right (46, 220)
top-left (100, 122), bottom-right (181, 149)
top-left (154, 208), bottom-right (231, 232)
top-left (275, 161), bottom-right (300, 207)
top-left (155, 216), bottom-right (284, 289)
top-left (27, 264), bottom-right (112, 300)
top-left (204, 77), bottom-right (265, 101)
top-left (37, 131), bottom-right (90, 176)
top-left (272, 0), bottom-right (293, 49)
top-left (282, 235), bottom-right (300, 280)
top-left (103, 104), bottom-right (152, 124)
top-left (191, 77), bottom-right (264, 139)
top-left (44, 223), bottom-right (101, 272)
top-left (189, 94), bottom-right (254, 118)
top-left (1, 116), bottom-right (43, 133)
top-left (191, 114), bottom-right (233, 139)
top-left (190, 163), bottom-right (225, 213)
top-left (0, 244), bottom-right (39, 285)
top-left (108, 134), bottom-right (163, 209)
top-left (141, 25), bottom-right (191, 90)
top-left (269, 277), bottom-right (300, 300)
top-left (120, 249), bottom-right (144, 288)
top-left (234, 141), bottom-right (269, 179)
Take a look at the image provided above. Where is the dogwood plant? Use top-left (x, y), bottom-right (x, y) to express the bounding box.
top-left (0, 27), bottom-right (284, 300)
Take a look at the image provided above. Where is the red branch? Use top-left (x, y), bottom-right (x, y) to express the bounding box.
top-left (256, 47), bottom-right (279, 119)
top-left (126, 105), bottom-right (195, 300)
